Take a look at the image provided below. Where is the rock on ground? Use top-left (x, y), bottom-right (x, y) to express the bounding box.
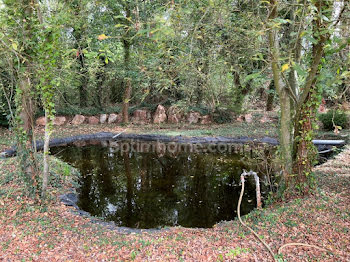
top-left (187, 112), bottom-right (201, 124)
top-left (36, 116), bottom-right (67, 126)
top-left (100, 114), bottom-right (108, 124)
top-left (200, 115), bottom-right (212, 125)
top-left (132, 110), bottom-right (152, 124)
top-left (108, 113), bottom-right (122, 124)
top-left (167, 106), bottom-right (182, 124)
top-left (88, 116), bottom-right (99, 125)
top-left (72, 115), bottom-right (86, 125)
top-left (153, 105), bottom-right (167, 124)
top-left (35, 116), bottom-right (46, 126)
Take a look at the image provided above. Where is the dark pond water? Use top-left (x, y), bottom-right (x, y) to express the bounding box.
top-left (52, 140), bottom-right (267, 229)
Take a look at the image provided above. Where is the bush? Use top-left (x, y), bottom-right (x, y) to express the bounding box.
top-left (319, 110), bottom-right (348, 131)
top-left (0, 112), bottom-right (9, 127)
top-left (211, 108), bottom-right (233, 124)
top-left (188, 105), bottom-right (211, 116)
top-left (128, 103), bottom-right (158, 115)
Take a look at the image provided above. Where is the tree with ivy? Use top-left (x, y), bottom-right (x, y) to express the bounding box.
top-left (0, 0), bottom-right (42, 196)
top-left (0, 0), bottom-right (67, 198)
top-left (267, 0), bottom-right (348, 194)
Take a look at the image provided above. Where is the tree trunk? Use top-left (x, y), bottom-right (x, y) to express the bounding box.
top-left (267, 0), bottom-right (333, 194)
top-left (122, 79), bottom-right (131, 123)
top-left (78, 48), bottom-right (88, 108)
top-left (291, 0), bottom-right (332, 193)
top-left (266, 80), bottom-right (275, 111)
top-left (41, 111), bottom-right (50, 198)
top-left (71, 1), bottom-right (88, 108)
top-left (122, 1), bottom-right (132, 123)
top-left (18, 75), bottom-right (39, 194)
top-left (13, 0), bottom-right (40, 197)
top-left (293, 92), bottom-right (318, 193)
top-left (232, 72), bottom-right (252, 114)
top-left (268, 0), bottom-right (293, 179)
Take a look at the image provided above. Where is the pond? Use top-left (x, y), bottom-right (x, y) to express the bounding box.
top-left (51, 139), bottom-right (269, 229)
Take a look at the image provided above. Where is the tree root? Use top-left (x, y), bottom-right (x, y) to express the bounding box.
top-left (237, 171), bottom-right (332, 261)
top-left (278, 243), bottom-right (330, 255)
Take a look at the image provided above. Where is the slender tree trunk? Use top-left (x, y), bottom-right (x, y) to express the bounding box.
top-left (268, 0), bottom-right (293, 180)
top-left (122, 2), bottom-right (132, 123)
top-left (266, 80), bottom-right (275, 111)
top-left (233, 72), bottom-right (252, 114)
top-left (78, 48), bottom-right (88, 108)
top-left (122, 79), bottom-right (131, 123)
top-left (71, 1), bottom-right (88, 108)
top-left (41, 111), bottom-right (50, 198)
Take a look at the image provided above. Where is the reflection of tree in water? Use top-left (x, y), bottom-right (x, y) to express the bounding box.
top-left (52, 142), bottom-right (259, 228)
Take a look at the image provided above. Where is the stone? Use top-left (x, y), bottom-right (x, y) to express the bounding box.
top-left (318, 104), bottom-right (327, 113)
top-left (237, 114), bottom-right (253, 123)
top-left (108, 113), bottom-right (122, 124)
top-left (72, 114), bottom-right (85, 125)
top-left (236, 115), bottom-right (244, 122)
top-left (36, 116), bottom-right (67, 126)
top-left (342, 101), bottom-right (350, 112)
top-left (259, 114), bottom-right (270, 124)
top-left (36, 116), bottom-right (46, 126)
top-left (132, 110), bottom-right (151, 124)
top-left (153, 105), bottom-right (167, 124)
top-left (187, 112), bottom-right (201, 124)
top-left (100, 114), bottom-right (108, 124)
top-left (200, 115), bottom-right (212, 125)
top-left (53, 116), bottom-right (67, 126)
top-left (167, 106), bottom-right (182, 124)
top-left (88, 116), bottom-right (99, 125)
top-left (318, 99), bottom-right (327, 113)
top-left (244, 113), bottom-right (253, 123)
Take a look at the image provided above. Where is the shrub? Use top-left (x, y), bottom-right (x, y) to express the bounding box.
top-left (211, 108), bottom-right (233, 124)
top-left (0, 112), bottom-right (9, 127)
top-left (128, 103), bottom-right (158, 115)
top-left (319, 109), bottom-right (348, 131)
top-left (187, 105), bottom-right (211, 116)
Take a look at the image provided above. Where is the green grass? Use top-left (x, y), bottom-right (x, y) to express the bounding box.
top-left (131, 122), bottom-right (279, 138)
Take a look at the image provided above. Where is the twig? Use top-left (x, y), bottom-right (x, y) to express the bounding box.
top-left (113, 129), bottom-right (127, 139)
top-left (278, 243), bottom-right (330, 254)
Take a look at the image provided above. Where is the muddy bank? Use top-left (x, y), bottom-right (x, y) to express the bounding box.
top-left (0, 132), bottom-right (345, 158)
top-left (0, 132), bottom-right (279, 157)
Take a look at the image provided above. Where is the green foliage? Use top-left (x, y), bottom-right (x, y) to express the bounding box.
top-left (0, 113), bottom-right (10, 127)
top-left (319, 110), bottom-right (349, 131)
top-left (211, 109), bottom-right (233, 124)
top-left (129, 103), bottom-right (158, 115)
top-left (187, 105), bottom-right (211, 116)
